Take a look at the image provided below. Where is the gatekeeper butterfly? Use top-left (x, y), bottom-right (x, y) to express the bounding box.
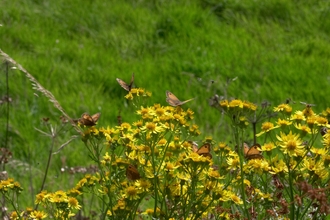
top-left (243, 143), bottom-right (263, 160)
top-left (165, 91), bottom-right (194, 106)
top-left (77, 112), bottom-right (101, 126)
top-left (193, 143), bottom-right (212, 159)
top-left (126, 164), bottom-right (141, 181)
top-left (116, 73), bottom-right (134, 92)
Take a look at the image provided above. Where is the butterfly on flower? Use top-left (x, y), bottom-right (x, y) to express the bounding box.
top-left (126, 164), bottom-right (141, 181)
top-left (165, 90), bottom-right (194, 106)
top-left (243, 143), bottom-right (263, 160)
top-left (193, 142), bottom-right (212, 159)
top-left (75, 112), bottom-right (101, 126)
top-left (116, 73), bottom-right (134, 92)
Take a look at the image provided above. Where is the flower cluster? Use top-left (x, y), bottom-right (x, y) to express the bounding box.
top-left (3, 91), bottom-right (330, 219)
top-left (216, 99), bottom-right (330, 219)
top-left (78, 104), bottom-right (240, 219)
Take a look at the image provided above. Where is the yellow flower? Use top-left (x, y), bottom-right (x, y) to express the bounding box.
top-left (67, 188), bottom-right (82, 197)
top-left (230, 193), bottom-right (243, 205)
top-left (10, 211), bottom-right (19, 220)
top-left (29, 210), bottom-right (48, 219)
top-left (274, 104), bottom-right (292, 114)
top-left (276, 118), bottom-right (292, 127)
top-left (164, 162), bottom-right (179, 172)
top-left (243, 101), bottom-right (257, 111)
top-left (157, 138), bottom-right (167, 146)
top-left (310, 147), bottom-right (328, 156)
top-left (176, 172), bottom-right (190, 181)
top-left (207, 169), bottom-right (222, 180)
top-left (35, 190), bottom-right (48, 204)
top-left (116, 199), bottom-right (126, 210)
top-left (68, 197), bottom-right (81, 210)
top-left (219, 100), bottom-right (229, 108)
top-left (136, 107), bottom-right (153, 120)
top-left (119, 122), bottom-right (131, 131)
top-left (142, 208), bottom-right (161, 216)
top-left (294, 123), bottom-right (313, 135)
top-left (0, 178), bottom-right (14, 191)
top-left (256, 122), bottom-right (279, 136)
top-left (270, 157), bottom-right (288, 174)
top-left (315, 115), bottom-right (328, 126)
top-left (186, 108), bottom-right (194, 119)
top-left (306, 116), bottom-right (318, 127)
top-left (155, 106), bottom-right (166, 117)
top-left (244, 159), bottom-right (270, 175)
top-left (322, 131), bottom-right (330, 147)
top-left (256, 190), bottom-right (273, 201)
top-left (290, 111), bottom-right (306, 122)
top-left (123, 185), bottom-right (139, 200)
top-left (243, 179), bottom-right (251, 187)
top-left (133, 120), bottom-right (143, 127)
top-left (135, 179), bottom-right (151, 192)
top-left (124, 92), bottom-right (133, 100)
top-left (261, 142), bottom-right (276, 152)
top-left (323, 107), bottom-right (330, 116)
top-left (143, 208), bottom-right (154, 215)
top-left (49, 190), bottom-right (68, 203)
top-left (301, 158), bottom-right (329, 180)
top-left (229, 99), bottom-right (243, 108)
top-left (141, 122), bottom-right (163, 134)
top-left (226, 156), bottom-right (240, 170)
top-left (322, 154), bottom-right (330, 166)
top-left (276, 131), bottom-right (305, 157)
top-left (101, 152), bottom-right (111, 165)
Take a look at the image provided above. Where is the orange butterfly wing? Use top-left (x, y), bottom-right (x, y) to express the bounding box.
top-left (126, 164), bottom-right (141, 181)
top-left (166, 91), bottom-right (194, 106)
top-left (78, 112), bottom-right (101, 126)
top-left (244, 143), bottom-right (263, 160)
top-left (91, 112), bottom-right (101, 123)
top-left (190, 141), bottom-right (199, 153)
top-left (117, 73), bottom-right (134, 91)
top-left (196, 143), bottom-right (212, 159)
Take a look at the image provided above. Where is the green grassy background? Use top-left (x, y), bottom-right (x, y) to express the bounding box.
top-left (1, 0), bottom-right (330, 208)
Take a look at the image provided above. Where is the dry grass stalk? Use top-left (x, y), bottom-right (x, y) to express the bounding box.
top-left (0, 49), bottom-right (82, 135)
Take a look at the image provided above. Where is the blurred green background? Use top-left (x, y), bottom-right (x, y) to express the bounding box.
top-left (1, 0), bottom-right (330, 207)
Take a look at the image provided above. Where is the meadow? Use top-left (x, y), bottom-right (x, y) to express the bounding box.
top-left (1, 0), bottom-right (330, 219)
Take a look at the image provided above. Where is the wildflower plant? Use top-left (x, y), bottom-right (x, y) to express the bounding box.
top-left (2, 52), bottom-right (330, 219)
top-left (211, 96), bottom-right (330, 219)
top-left (79, 94), bottom-right (238, 219)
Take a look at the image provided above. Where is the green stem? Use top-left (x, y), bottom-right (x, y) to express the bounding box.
top-left (35, 130), bottom-right (55, 210)
top-left (287, 164), bottom-right (295, 220)
top-left (234, 125), bottom-right (250, 219)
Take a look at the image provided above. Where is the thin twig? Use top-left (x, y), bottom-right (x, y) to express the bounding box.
top-left (52, 135), bottom-right (80, 155)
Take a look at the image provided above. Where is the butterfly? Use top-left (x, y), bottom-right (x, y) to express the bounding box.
top-left (116, 73), bottom-right (134, 92)
top-left (77, 112), bottom-right (101, 126)
top-left (243, 143), bottom-right (263, 160)
top-left (165, 91), bottom-right (194, 106)
top-left (126, 164), bottom-right (141, 181)
top-left (193, 143), bottom-right (212, 159)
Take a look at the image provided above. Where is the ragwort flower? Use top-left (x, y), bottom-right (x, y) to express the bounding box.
top-left (276, 131), bottom-right (305, 157)
top-left (29, 210), bottom-right (48, 219)
top-left (256, 122), bottom-right (279, 137)
top-left (274, 103), bottom-right (292, 114)
top-left (123, 185), bottom-right (140, 200)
